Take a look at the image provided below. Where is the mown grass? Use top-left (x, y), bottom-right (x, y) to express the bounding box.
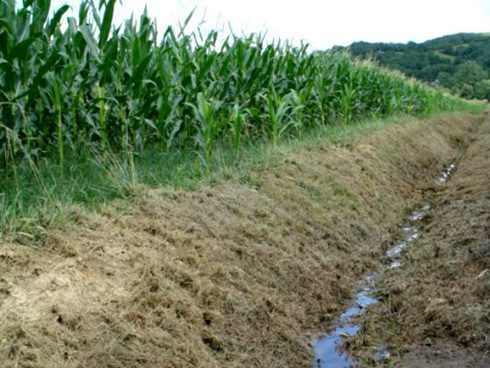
top-left (0, 0), bottom-right (486, 241)
top-left (1, 109), bottom-right (486, 243)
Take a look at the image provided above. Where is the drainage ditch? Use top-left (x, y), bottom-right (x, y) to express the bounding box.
top-left (313, 163), bottom-right (456, 368)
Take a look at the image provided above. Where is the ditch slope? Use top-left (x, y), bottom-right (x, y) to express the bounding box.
top-left (351, 111), bottom-right (490, 367)
top-left (0, 113), bottom-right (484, 368)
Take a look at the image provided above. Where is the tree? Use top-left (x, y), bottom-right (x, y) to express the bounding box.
top-left (335, 34), bottom-right (490, 100)
top-left (475, 80), bottom-right (490, 101)
top-left (454, 61), bottom-right (487, 86)
top-left (437, 71), bottom-right (455, 88)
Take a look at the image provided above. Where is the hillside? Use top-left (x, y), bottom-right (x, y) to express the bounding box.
top-left (333, 33), bottom-right (490, 100)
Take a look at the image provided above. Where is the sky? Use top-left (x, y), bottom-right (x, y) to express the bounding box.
top-left (45, 0), bottom-right (490, 50)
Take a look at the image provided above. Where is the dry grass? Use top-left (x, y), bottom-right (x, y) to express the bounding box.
top-left (349, 112), bottom-right (490, 366)
top-left (0, 114), bottom-right (482, 368)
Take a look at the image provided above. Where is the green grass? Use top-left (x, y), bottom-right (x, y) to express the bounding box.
top-left (4, 111), bottom-right (485, 243)
top-left (0, 0), bottom-right (486, 242)
top-left (434, 50), bottom-right (456, 62)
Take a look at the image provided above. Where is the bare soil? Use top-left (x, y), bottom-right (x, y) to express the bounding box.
top-left (350, 111), bottom-right (490, 367)
top-left (0, 113), bottom-right (485, 368)
top-left (402, 341), bottom-right (489, 368)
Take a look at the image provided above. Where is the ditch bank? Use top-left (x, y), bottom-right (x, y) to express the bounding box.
top-left (0, 113), bottom-right (484, 368)
top-left (348, 111), bottom-right (490, 367)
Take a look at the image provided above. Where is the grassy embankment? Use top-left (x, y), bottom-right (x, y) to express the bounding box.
top-left (349, 112), bottom-right (490, 367)
top-left (0, 0), bottom-right (485, 240)
top-left (0, 113), bottom-right (485, 368)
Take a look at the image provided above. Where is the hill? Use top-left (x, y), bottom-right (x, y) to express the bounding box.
top-left (333, 33), bottom-right (490, 100)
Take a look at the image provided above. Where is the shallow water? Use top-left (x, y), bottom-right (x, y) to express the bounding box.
top-left (313, 164), bottom-right (456, 367)
top-left (313, 290), bottom-right (377, 368)
top-left (435, 163), bottom-right (456, 185)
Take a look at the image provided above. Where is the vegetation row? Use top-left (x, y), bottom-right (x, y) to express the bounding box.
top-left (0, 0), bottom-right (471, 173)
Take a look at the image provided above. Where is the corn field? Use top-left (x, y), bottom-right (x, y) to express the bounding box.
top-left (0, 0), bottom-right (467, 170)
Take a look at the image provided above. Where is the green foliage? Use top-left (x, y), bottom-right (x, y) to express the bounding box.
top-left (0, 0), bottom-right (472, 177)
top-left (229, 103), bottom-right (248, 158)
top-left (188, 92), bottom-right (221, 168)
top-left (265, 88), bottom-right (295, 146)
top-left (452, 61), bottom-right (488, 99)
top-left (474, 79), bottom-right (490, 101)
top-left (336, 33), bottom-right (490, 100)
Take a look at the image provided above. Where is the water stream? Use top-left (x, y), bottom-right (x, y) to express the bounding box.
top-left (313, 164), bottom-right (455, 368)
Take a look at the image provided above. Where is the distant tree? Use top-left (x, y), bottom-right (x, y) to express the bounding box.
top-left (437, 72), bottom-right (455, 88)
top-left (475, 80), bottom-right (490, 101)
top-left (456, 83), bottom-right (475, 98)
top-left (454, 61), bottom-right (487, 86)
top-left (333, 33), bottom-right (490, 100)
top-left (451, 61), bottom-right (488, 98)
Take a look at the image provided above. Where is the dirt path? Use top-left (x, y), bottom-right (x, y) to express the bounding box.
top-left (350, 112), bottom-right (490, 367)
top-left (0, 114), bottom-right (485, 368)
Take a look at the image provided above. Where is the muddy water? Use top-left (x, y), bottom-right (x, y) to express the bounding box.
top-left (313, 164), bottom-right (455, 368)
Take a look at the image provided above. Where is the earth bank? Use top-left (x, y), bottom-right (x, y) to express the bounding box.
top-left (0, 113), bottom-right (483, 368)
top-left (350, 111), bottom-right (490, 367)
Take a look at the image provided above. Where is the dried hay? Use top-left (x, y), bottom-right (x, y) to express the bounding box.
top-left (0, 114), bottom-right (481, 368)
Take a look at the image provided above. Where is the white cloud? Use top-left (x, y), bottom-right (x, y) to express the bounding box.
top-left (47, 0), bottom-right (490, 49)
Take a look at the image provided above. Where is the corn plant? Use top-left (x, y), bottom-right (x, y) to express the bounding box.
top-left (0, 0), bottom-right (469, 174)
top-left (264, 89), bottom-right (296, 146)
top-left (188, 93), bottom-right (221, 168)
top-left (229, 104), bottom-right (248, 158)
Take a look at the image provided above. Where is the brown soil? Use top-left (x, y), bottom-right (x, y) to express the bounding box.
top-left (402, 341), bottom-right (489, 368)
top-left (350, 111), bottom-right (490, 367)
top-left (0, 114), bottom-right (484, 368)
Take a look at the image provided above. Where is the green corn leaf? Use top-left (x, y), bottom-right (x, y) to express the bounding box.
top-left (9, 37), bottom-right (36, 61)
top-left (46, 4), bottom-right (69, 36)
top-left (99, 0), bottom-right (116, 48)
top-left (79, 24), bottom-right (100, 60)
